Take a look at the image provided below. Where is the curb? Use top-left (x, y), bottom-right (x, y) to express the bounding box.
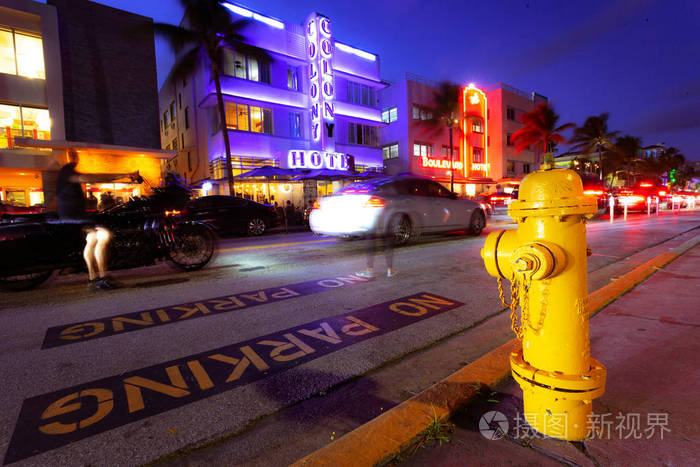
top-left (293, 234), bottom-right (700, 467)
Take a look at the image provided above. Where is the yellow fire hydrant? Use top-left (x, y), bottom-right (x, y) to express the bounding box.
top-left (481, 167), bottom-right (606, 441)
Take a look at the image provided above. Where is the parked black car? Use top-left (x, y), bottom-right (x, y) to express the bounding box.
top-left (181, 195), bottom-right (278, 236)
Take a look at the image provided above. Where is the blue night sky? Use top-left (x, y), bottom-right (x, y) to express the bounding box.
top-left (95, 0), bottom-right (700, 161)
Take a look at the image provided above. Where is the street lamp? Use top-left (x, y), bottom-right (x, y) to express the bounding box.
top-left (448, 117), bottom-right (458, 193)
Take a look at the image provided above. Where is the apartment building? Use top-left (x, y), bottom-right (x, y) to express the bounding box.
top-left (485, 83), bottom-right (547, 182)
top-left (0, 0), bottom-right (170, 210)
top-left (159, 2), bottom-right (385, 206)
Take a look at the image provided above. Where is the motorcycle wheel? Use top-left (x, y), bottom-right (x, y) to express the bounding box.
top-left (0, 270), bottom-right (53, 291)
top-left (167, 224), bottom-right (216, 271)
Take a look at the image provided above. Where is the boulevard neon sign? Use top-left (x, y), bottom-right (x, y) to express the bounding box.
top-left (306, 15), bottom-right (335, 145)
top-left (288, 150), bottom-right (348, 170)
top-left (421, 156), bottom-right (464, 171)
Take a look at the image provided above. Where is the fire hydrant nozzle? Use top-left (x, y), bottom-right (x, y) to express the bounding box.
top-left (480, 168), bottom-right (606, 441)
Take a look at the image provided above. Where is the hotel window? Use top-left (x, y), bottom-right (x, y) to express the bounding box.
top-left (290, 112), bottom-right (301, 138)
top-left (184, 107), bottom-right (190, 129)
top-left (506, 106), bottom-right (515, 121)
top-left (0, 28), bottom-right (45, 79)
top-left (507, 133), bottom-right (513, 146)
top-left (287, 66), bottom-right (298, 90)
top-left (0, 104), bottom-right (50, 149)
top-left (413, 142), bottom-right (432, 157)
top-left (472, 147), bottom-right (484, 163)
top-left (171, 137), bottom-right (178, 151)
top-left (348, 123), bottom-right (378, 146)
top-left (382, 143), bottom-right (398, 160)
top-left (381, 107), bottom-right (397, 123)
top-left (472, 118), bottom-right (484, 133)
top-left (347, 81), bottom-right (375, 106)
top-left (224, 50), bottom-right (270, 84)
top-left (225, 102), bottom-right (273, 135)
top-left (181, 133), bottom-right (185, 149)
top-left (169, 101), bottom-right (176, 124)
top-left (412, 105), bottom-right (432, 121)
top-left (507, 160), bottom-right (515, 175)
top-left (523, 163), bottom-right (531, 173)
top-left (441, 145), bottom-right (458, 157)
top-left (163, 110), bottom-right (169, 129)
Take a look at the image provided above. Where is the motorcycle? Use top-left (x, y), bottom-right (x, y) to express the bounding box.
top-left (0, 186), bottom-right (217, 291)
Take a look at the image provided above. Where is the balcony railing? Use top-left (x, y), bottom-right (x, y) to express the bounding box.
top-left (0, 127), bottom-right (51, 150)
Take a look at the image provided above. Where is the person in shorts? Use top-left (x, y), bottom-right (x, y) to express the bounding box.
top-left (56, 150), bottom-right (140, 290)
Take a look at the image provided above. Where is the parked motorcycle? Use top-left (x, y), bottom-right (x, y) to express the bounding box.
top-left (0, 187), bottom-right (217, 291)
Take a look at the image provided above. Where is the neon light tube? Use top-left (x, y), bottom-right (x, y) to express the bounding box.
top-left (335, 42), bottom-right (376, 61)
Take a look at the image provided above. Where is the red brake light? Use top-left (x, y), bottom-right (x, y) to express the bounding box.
top-left (164, 210), bottom-right (181, 216)
top-left (583, 190), bottom-right (604, 196)
top-left (639, 182), bottom-right (653, 187)
top-left (658, 191), bottom-right (667, 196)
top-left (363, 196), bottom-right (386, 208)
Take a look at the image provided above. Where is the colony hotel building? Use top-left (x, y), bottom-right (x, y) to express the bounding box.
top-left (159, 2), bottom-right (384, 206)
top-left (0, 0), bottom-right (170, 210)
top-left (379, 74), bottom-right (546, 196)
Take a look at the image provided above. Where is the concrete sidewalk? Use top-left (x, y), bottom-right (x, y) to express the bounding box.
top-left (294, 236), bottom-right (700, 466)
top-left (402, 243), bottom-right (700, 466)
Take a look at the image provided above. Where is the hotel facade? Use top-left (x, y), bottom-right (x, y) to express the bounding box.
top-left (159, 2), bottom-right (385, 207)
top-left (379, 75), bottom-right (547, 196)
top-left (0, 0), bottom-right (170, 210)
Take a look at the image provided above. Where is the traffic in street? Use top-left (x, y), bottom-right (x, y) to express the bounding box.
top-left (0, 208), bottom-right (697, 465)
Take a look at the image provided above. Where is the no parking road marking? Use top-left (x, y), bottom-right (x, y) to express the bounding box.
top-left (42, 274), bottom-right (372, 349)
top-left (6, 292), bottom-right (464, 464)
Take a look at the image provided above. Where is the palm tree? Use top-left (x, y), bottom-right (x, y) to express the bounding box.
top-left (419, 81), bottom-right (461, 192)
top-left (613, 135), bottom-right (643, 184)
top-left (155, 0), bottom-right (269, 195)
top-left (511, 103), bottom-right (574, 169)
top-left (568, 113), bottom-right (619, 183)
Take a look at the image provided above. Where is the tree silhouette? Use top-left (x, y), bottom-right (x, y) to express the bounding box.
top-left (155, 0), bottom-right (269, 194)
top-left (511, 103), bottom-right (573, 169)
top-left (418, 81), bottom-right (461, 192)
top-left (569, 113), bottom-right (619, 183)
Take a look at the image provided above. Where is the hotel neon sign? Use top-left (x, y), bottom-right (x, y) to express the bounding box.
top-left (306, 15), bottom-right (335, 146)
top-left (288, 150), bottom-right (349, 170)
top-left (421, 156), bottom-right (464, 171)
top-left (461, 84), bottom-right (488, 179)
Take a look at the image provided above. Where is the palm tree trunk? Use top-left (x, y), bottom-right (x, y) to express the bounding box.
top-left (449, 125), bottom-right (454, 192)
top-left (598, 145), bottom-right (603, 181)
top-left (212, 64), bottom-right (234, 195)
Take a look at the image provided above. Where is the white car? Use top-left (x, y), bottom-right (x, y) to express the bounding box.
top-left (309, 175), bottom-right (486, 244)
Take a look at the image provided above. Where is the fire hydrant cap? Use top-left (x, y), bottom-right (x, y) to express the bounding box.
top-left (509, 168), bottom-right (597, 217)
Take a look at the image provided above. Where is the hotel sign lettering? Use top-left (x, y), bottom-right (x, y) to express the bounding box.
top-left (421, 156), bottom-right (464, 171)
top-left (288, 150), bottom-right (349, 170)
top-left (306, 14), bottom-right (335, 148)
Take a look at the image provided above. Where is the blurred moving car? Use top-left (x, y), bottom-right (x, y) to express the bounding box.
top-left (181, 195), bottom-right (277, 236)
top-left (613, 181), bottom-right (667, 213)
top-left (580, 175), bottom-right (610, 211)
top-left (309, 175), bottom-right (486, 245)
top-left (486, 191), bottom-right (517, 207)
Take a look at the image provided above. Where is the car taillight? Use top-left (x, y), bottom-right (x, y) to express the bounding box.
top-left (363, 196), bottom-right (386, 208)
top-left (658, 191), bottom-right (667, 197)
top-left (312, 200), bottom-right (320, 210)
top-left (164, 210), bottom-right (181, 216)
top-left (583, 190), bottom-right (604, 196)
top-left (620, 195), bottom-right (645, 205)
top-left (490, 196), bottom-right (507, 201)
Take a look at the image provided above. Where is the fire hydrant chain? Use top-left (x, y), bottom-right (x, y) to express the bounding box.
top-left (498, 275), bottom-right (525, 340)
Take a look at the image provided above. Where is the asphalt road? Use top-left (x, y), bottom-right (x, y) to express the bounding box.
top-left (0, 209), bottom-right (697, 466)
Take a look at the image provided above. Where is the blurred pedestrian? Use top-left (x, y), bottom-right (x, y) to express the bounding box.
top-left (357, 226), bottom-right (396, 278)
top-left (56, 150), bottom-right (139, 290)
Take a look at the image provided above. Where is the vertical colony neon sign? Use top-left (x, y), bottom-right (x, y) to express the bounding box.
top-left (461, 84), bottom-right (488, 178)
top-left (306, 14), bottom-right (335, 151)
